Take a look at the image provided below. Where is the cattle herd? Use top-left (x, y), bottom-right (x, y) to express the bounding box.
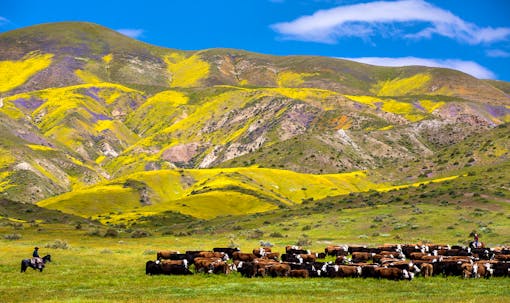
top-left (145, 243), bottom-right (510, 280)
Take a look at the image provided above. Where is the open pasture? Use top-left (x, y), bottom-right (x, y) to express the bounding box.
top-left (1, 224), bottom-right (509, 303)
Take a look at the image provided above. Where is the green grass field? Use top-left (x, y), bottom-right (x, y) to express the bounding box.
top-left (1, 221), bottom-right (509, 303)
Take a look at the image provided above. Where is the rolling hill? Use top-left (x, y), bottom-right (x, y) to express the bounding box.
top-left (0, 22), bottom-right (509, 230)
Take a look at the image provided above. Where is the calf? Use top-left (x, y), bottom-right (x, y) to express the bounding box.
top-left (420, 263), bottom-right (434, 278)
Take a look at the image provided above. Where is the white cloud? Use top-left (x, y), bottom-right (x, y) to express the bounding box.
top-left (486, 49), bottom-right (510, 58)
top-left (116, 28), bottom-right (144, 39)
top-left (271, 0), bottom-right (510, 44)
top-left (343, 56), bottom-right (496, 79)
top-left (0, 16), bottom-right (9, 25)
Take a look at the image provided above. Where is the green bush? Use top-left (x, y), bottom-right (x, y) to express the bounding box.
top-left (45, 239), bottom-right (70, 249)
top-left (131, 230), bottom-right (151, 238)
top-left (269, 232), bottom-right (284, 238)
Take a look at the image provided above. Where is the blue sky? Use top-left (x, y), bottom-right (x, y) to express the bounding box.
top-left (1, 0), bottom-right (509, 81)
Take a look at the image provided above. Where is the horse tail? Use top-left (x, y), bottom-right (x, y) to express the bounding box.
top-left (20, 260), bottom-right (26, 273)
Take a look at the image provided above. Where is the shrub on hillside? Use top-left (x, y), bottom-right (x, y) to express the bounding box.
top-left (87, 228), bottom-right (102, 237)
top-left (247, 229), bottom-right (264, 240)
top-left (3, 233), bottom-right (22, 240)
top-left (296, 234), bottom-right (311, 246)
top-left (131, 229), bottom-right (151, 238)
top-left (104, 228), bottom-right (119, 238)
top-left (45, 239), bottom-right (70, 249)
top-left (269, 232), bottom-right (284, 238)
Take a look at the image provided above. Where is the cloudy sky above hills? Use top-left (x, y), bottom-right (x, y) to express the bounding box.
top-left (2, 0), bottom-right (509, 80)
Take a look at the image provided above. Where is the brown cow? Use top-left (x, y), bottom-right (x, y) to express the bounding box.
top-left (410, 252), bottom-right (431, 260)
top-left (299, 254), bottom-right (317, 263)
top-left (268, 263), bottom-right (291, 277)
top-left (160, 259), bottom-right (189, 274)
top-left (257, 267), bottom-right (267, 277)
top-left (157, 250), bottom-right (179, 260)
top-left (461, 263), bottom-right (475, 278)
top-left (210, 260), bottom-right (230, 274)
top-left (233, 252), bottom-right (256, 262)
top-left (193, 257), bottom-right (221, 273)
top-left (160, 259), bottom-right (188, 268)
top-left (352, 252), bottom-right (375, 263)
top-left (474, 261), bottom-right (493, 279)
top-left (338, 265), bottom-right (362, 278)
top-left (253, 247), bottom-right (272, 258)
top-left (325, 245), bottom-right (349, 256)
top-left (375, 267), bottom-right (412, 280)
top-left (198, 251), bottom-right (228, 260)
top-left (289, 269), bottom-right (309, 278)
top-left (254, 259), bottom-right (279, 277)
top-left (335, 255), bottom-right (349, 265)
top-left (263, 252), bottom-right (280, 261)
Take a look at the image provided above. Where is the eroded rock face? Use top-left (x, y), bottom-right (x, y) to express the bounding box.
top-left (161, 143), bottom-right (201, 164)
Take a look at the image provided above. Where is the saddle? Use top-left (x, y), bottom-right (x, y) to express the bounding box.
top-left (30, 257), bottom-right (43, 267)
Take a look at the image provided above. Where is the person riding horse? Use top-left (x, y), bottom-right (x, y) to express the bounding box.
top-left (31, 247), bottom-right (43, 268)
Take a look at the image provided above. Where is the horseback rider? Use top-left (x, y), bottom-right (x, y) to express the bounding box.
top-left (31, 247), bottom-right (43, 267)
top-left (473, 233), bottom-right (479, 248)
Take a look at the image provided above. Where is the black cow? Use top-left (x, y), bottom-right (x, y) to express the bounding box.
top-left (213, 247), bottom-right (240, 258)
top-left (281, 253), bottom-right (303, 263)
top-left (146, 260), bottom-right (162, 275)
top-left (237, 261), bottom-right (256, 278)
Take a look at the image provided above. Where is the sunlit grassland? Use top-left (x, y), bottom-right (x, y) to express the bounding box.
top-left (0, 51), bottom-right (53, 93)
top-left (164, 52), bottom-right (210, 88)
top-left (276, 71), bottom-right (317, 87)
top-left (0, 224), bottom-right (509, 303)
top-left (345, 95), bottom-right (443, 122)
top-left (373, 73), bottom-right (432, 97)
top-left (36, 167), bottom-right (451, 223)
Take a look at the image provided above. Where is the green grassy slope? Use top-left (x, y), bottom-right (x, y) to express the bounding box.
top-left (37, 166), bottom-right (468, 225)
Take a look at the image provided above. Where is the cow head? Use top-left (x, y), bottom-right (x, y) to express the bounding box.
top-left (402, 269), bottom-right (414, 280)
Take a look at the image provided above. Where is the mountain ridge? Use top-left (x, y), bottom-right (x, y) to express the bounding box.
top-left (0, 22), bottom-right (508, 224)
